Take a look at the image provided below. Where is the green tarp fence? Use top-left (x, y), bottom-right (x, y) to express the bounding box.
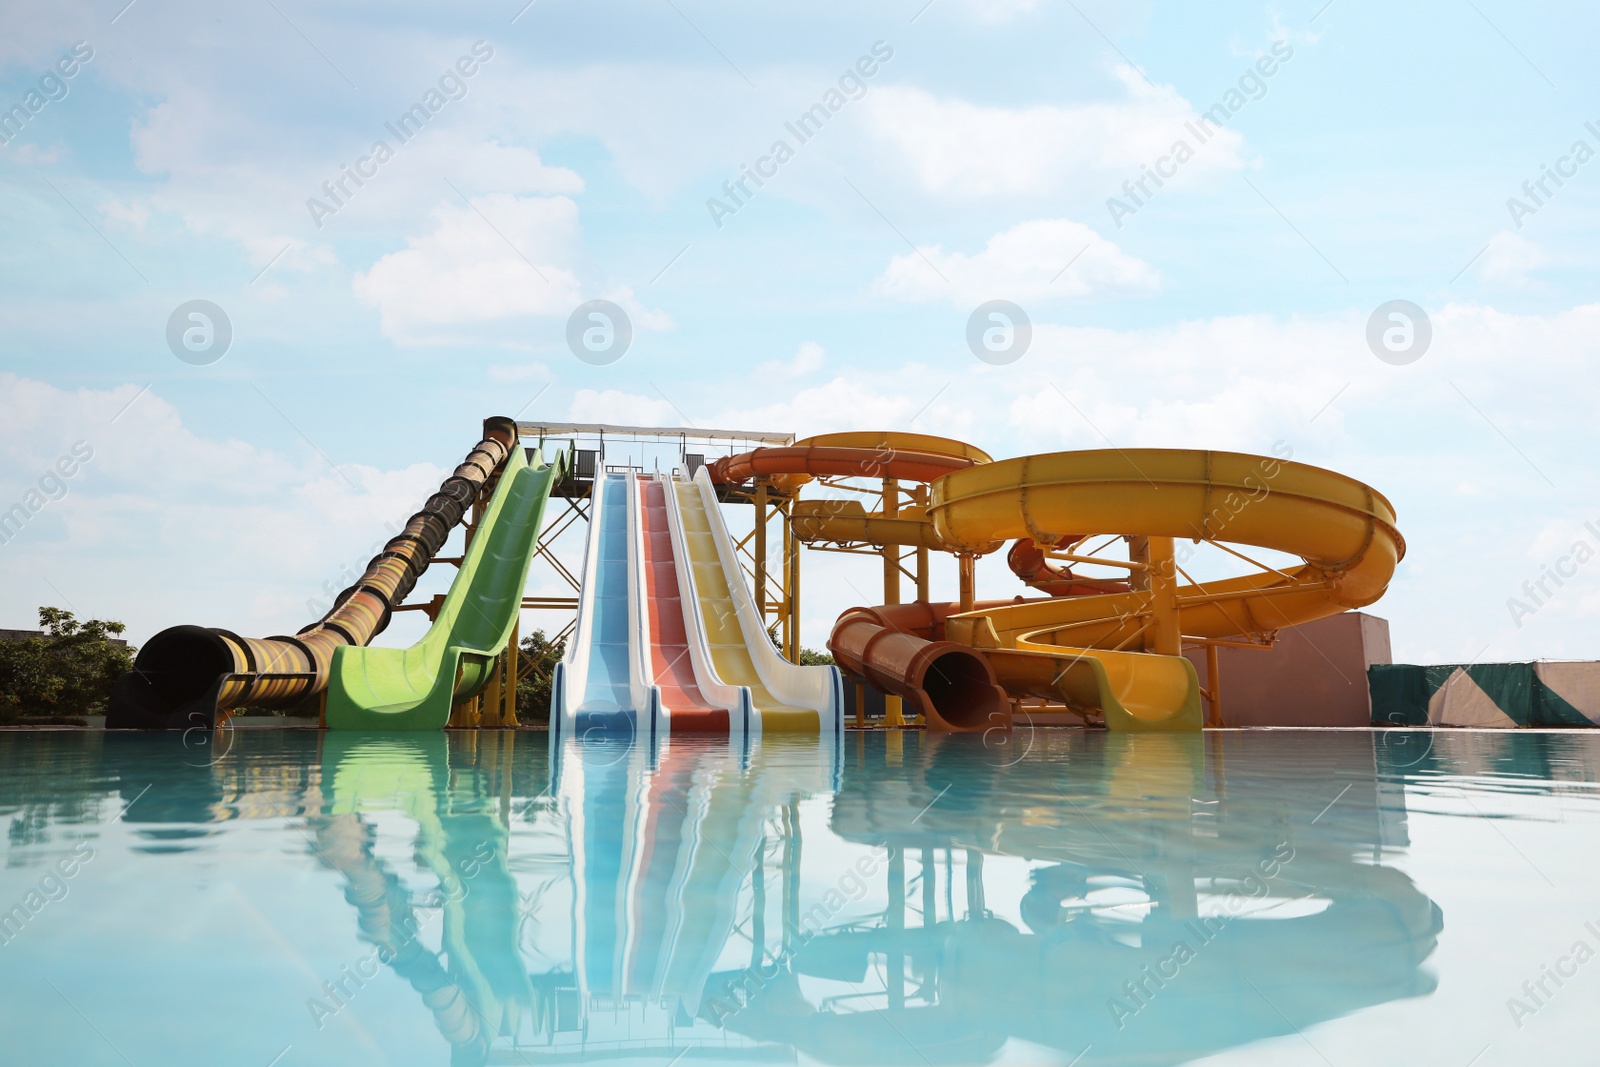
top-left (1370, 662), bottom-right (1600, 727)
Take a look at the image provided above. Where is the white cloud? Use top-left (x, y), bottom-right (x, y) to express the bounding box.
top-left (352, 194), bottom-right (585, 345)
top-left (0, 376), bottom-right (448, 642)
top-left (9, 142), bottom-right (64, 165)
top-left (599, 285), bottom-right (677, 335)
top-left (98, 198), bottom-right (150, 230)
top-left (1480, 230), bottom-right (1548, 285)
top-left (756, 341), bottom-right (827, 378)
top-left (568, 390), bottom-right (682, 427)
top-left (860, 71), bottom-right (1248, 200)
top-left (715, 373), bottom-right (979, 441)
top-left (874, 218), bottom-right (1159, 305)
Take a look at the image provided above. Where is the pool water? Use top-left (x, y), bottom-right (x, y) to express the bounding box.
top-left (1, 727), bottom-right (1596, 1065)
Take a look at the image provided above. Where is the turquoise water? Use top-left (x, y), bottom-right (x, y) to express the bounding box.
top-left (1, 728), bottom-right (1597, 1065)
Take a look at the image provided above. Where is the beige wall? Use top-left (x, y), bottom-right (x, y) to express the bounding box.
top-left (1183, 612), bottom-right (1391, 728)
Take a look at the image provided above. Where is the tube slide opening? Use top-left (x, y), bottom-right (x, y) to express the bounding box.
top-left (134, 625), bottom-right (236, 704)
top-left (921, 650), bottom-right (1005, 731)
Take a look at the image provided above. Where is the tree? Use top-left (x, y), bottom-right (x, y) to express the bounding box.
top-left (0, 607), bottom-right (136, 722)
top-left (516, 629), bottom-right (566, 724)
top-left (767, 624), bottom-right (834, 666)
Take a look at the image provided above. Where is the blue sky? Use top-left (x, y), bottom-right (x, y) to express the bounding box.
top-left (1, 0), bottom-right (1598, 663)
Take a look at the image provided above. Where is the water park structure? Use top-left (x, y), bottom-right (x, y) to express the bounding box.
top-left (107, 417), bottom-right (1405, 735)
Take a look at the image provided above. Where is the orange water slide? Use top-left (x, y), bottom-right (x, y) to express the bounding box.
top-left (708, 431), bottom-right (990, 489)
top-left (1007, 538), bottom-right (1132, 597)
top-left (709, 432), bottom-right (1006, 732)
top-left (828, 600), bottom-right (1015, 731)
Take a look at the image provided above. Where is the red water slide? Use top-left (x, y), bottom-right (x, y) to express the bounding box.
top-left (639, 479), bottom-right (728, 731)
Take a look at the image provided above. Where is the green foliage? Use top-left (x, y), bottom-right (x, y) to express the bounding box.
top-left (766, 623), bottom-right (834, 666)
top-left (516, 629), bottom-right (566, 724)
top-left (0, 607), bottom-right (136, 722)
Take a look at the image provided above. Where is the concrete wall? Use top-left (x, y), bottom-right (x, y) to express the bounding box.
top-left (1183, 612), bottom-right (1391, 728)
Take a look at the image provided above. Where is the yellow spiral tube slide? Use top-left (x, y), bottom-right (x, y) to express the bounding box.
top-left (928, 448), bottom-right (1405, 730)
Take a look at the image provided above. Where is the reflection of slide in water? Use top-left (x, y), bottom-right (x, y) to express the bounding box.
top-left (714, 731), bottom-right (1443, 1066)
top-left (313, 734), bottom-right (529, 1064)
top-left (558, 735), bottom-right (836, 1027)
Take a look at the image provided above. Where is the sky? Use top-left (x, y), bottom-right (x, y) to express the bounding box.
top-left (1, 0), bottom-right (1598, 664)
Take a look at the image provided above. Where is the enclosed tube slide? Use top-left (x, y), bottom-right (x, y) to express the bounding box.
top-left (829, 602), bottom-right (1011, 732)
top-left (1007, 537), bottom-right (1131, 597)
top-left (108, 417), bottom-right (525, 729)
top-left (929, 448), bottom-right (1404, 729)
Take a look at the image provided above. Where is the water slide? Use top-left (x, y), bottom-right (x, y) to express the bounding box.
top-left (553, 467), bottom-right (840, 740)
top-left (323, 443), bottom-right (567, 729)
top-left (670, 468), bottom-right (842, 734)
top-left (108, 418), bottom-right (544, 729)
top-left (552, 470), bottom-right (649, 737)
top-left (710, 434), bottom-right (1404, 733)
top-left (927, 449), bottom-right (1403, 730)
top-left (639, 475), bottom-right (746, 734)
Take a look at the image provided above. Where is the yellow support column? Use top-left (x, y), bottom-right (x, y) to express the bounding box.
top-left (1206, 642), bottom-right (1223, 727)
top-left (785, 499), bottom-right (800, 662)
top-left (481, 655), bottom-right (503, 728)
top-left (958, 553), bottom-right (976, 614)
top-left (881, 476), bottom-right (903, 726)
top-left (913, 484), bottom-right (930, 604)
top-left (1149, 535), bottom-right (1180, 656)
top-left (1128, 534), bottom-right (1180, 656)
top-left (754, 477), bottom-right (768, 619)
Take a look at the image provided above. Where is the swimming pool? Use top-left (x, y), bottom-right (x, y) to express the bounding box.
top-left (0, 727), bottom-right (1594, 1065)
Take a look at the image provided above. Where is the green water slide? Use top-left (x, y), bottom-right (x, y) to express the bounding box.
top-left (325, 444), bottom-right (568, 730)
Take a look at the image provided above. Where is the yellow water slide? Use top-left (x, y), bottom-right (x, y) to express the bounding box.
top-left (768, 437), bottom-right (1403, 732)
top-left (929, 448), bottom-right (1404, 730)
top-left (670, 473), bottom-right (837, 733)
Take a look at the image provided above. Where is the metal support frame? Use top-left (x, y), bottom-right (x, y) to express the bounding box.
top-left (738, 477), bottom-right (800, 662)
top-left (789, 477), bottom-right (936, 727)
